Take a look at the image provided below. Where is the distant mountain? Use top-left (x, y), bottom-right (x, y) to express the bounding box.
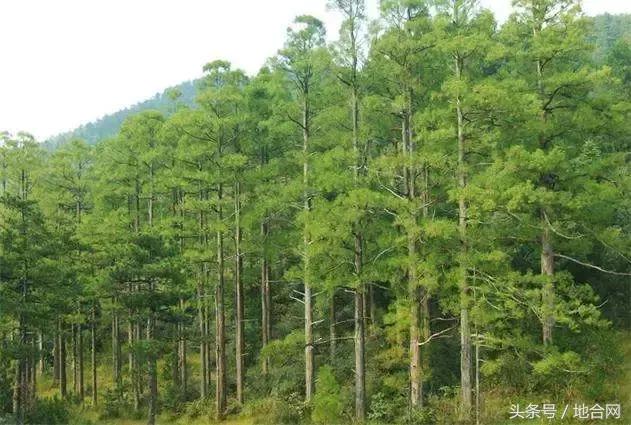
top-left (589, 13), bottom-right (631, 62)
top-left (44, 79), bottom-right (199, 149)
top-left (45, 14), bottom-right (631, 149)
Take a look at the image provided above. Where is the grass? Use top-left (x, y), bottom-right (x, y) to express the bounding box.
top-left (31, 333), bottom-right (631, 424)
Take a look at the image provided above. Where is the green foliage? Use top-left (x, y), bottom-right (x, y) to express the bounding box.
top-left (25, 397), bottom-right (70, 425)
top-left (311, 366), bottom-right (344, 424)
top-left (0, 5), bottom-right (629, 425)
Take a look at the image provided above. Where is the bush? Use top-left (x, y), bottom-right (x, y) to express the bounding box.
top-left (368, 391), bottom-right (397, 423)
top-left (248, 393), bottom-right (307, 425)
top-left (25, 396), bottom-right (70, 425)
top-left (183, 397), bottom-right (215, 420)
top-left (401, 407), bottom-right (437, 425)
top-left (99, 386), bottom-right (130, 419)
top-left (311, 366), bottom-right (343, 424)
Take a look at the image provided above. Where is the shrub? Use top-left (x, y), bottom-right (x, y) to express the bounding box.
top-left (26, 396), bottom-right (70, 425)
top-left (311, 366), bottom-right (343, 424)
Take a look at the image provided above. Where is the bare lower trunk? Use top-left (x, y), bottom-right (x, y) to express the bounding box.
top-left (302, 93), bottom-right (314, 404)
top-left (60, 329), bottom-right (67, 399)
top-left (354, 289), bottom-right (366, 422)
top-left (235, 182), bottom-right (244, 405)
top-left (72, 323), bottom-right (77, 394)
top-left (112, 302), bottom-right (121, 389)
top-left (456, 55), bottom-right (472, 418)
top-left (92, 307), bottom-right (97, 406)
top-left (329, 292), bottom-right (336, 364)
top-left (178, 298), bottom-right (187, 396)
top-left (37, 332), bottom-right (44, 376)
top-left (541, 221), bottom-right (555, 345)
top-left (215, 211), bottom-right (227, 420)
top-left (410, 286), bottom-right (423, 409)
top-left (13, 353), bottom-right (24, 425)
top-left (53, 329), bottom-right (60, 385)
top-left (78, 323), bottom-right (84, 401)
top-left (261, 248), bottom-right (271, 375)
top-left (197, 274), bottom-right (208, 399)
top-left (147, 312), bottom-right (157, 425)
top-left (304, 279), bottom-right (314, 402)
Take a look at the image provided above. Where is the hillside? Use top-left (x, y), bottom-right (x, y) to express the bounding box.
top-left (44, 14), bottom-right (631, 149)
top-left (43, 79), bottom-right (198, 148)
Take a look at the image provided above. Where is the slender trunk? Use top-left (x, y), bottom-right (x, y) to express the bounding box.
top-left (37, 331), bottom-right (44, 376)
top-left (112, 299), bottom-right (121, 389)
top-left (72, 323), bottom-right (77, 394)
top-left (534, 24), bottom-right (555, 345)
top-left (456, 54), bottom-right (472, 415)
top-left (541, 221), bottom-right (555, 345)
top-left (92, 306), bottom-right (98, 406)
top-left (147, 308), bottom-right (157, 425)
top-left (329, 292), bottom-right (336, 364)
top-left (215, 183), bottom-right (227, 420)
top-left (410, 284), bottom-right (423, 409)
top-left (302, 93), bottom-right (314, 403)
top-left (79, 322), bottom-right (84, 400)
top-left (235, 181), bottom-right (244, 405)
top-left (178, 298), bottom-right (187, 396)
top-left (53, 328), bottom-right (60, 385)
top-left (60, 330), bottom-right (67, 399)
top-left (13, 352), bottom-right (23, 425)
top-left (369, 284), bottom-right (376, 334)
top-left (354, 285), bottom-right (366, 422)
top-left (197, 275), bottom-right (208, 399)
top-left (261, 221), bottom-right (271, 375)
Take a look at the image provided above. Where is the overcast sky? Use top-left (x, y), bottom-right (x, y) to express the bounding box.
top-left (1, 0), bottom-right (629, 140)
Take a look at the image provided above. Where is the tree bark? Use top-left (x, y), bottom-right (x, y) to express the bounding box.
top-left (60, 328), bottom-right (67, 399)
top-left (541, 221), bottom-right (555, 345)
top-left (235, 181), bottom-right (245, 405)
top-left (78, 322), bottom-right (84, 401)
top-left (112, 299), bottom-right (121, 389)
top-left (53, 328), bottom-right (60, 386)
top-left (178, 298), bottom-right (187, 397)
top-left (302, 92), bottom-right (315, 404)
top-left (92, 306), bottom-right (98, 406)
top-left (329, 292), bottom-right (336, 364)
top-left (455, 54), bottom-right (472, 417)
top-left (215, 182), bottom-right (227, 420)
top-left (261, 222), bottom-right (271, 375)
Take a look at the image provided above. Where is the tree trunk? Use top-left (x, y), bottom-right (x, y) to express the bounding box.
top-left (456, 55), bottom-right (472, 418)
top-left (541, 221), bottom-right (555, 345)
top-left (12, 353), bottom-right (24, 425)
top-left (410, 285), bottom-right (423, 409)
top-left (197, 274), bottom-right (208, 399)
top-left (329, 292), bottom-right (336, 364)
top-left (37, 331), bottom-right (44, 376)
top-left (235, 181), bottom-right (245, 405)
top-left (53, 328), bottom-right (60, 386)
top-left (92, 306), bottom-right (98, 406)
top-left (72, 323), bottom-right (77, 394)
top-left (215, 182), bottom-right (227, 420)
top-left (302, 92), bottom-right (315, 404)
top-left (147, 313), bottom-right (157, 425)
top-left (60, 329), bottom-right (67, 399)
top-left (261, 222), bottom-right (271, 375)
top-left (112, 300), bottom-right (121, 389)
top-left (78, 322), bottom-right (84, 401)
top-left (178, 298), bottom-right (187, 397)
top-left (354, 289), bottom-right (366, 422)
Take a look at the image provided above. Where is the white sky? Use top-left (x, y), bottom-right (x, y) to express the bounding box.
top-left (1, 0), bottom-right (629, 141)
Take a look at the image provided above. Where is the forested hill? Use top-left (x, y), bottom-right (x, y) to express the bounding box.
top-left (44, 13), bottom-right (630, 149)
top-left (43, 79), bottom-right (198, 149)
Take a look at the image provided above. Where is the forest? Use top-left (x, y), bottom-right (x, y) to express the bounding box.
top-left (1, 1), bottom-right (630, 424)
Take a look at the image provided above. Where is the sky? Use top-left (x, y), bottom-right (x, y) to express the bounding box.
top-left (1, 0), bottom-right (629, 141)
